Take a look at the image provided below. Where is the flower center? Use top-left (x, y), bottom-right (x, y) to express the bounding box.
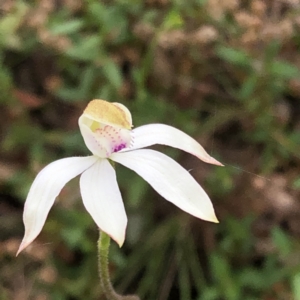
top-left (78, 100), bottom-right (133, 158)
top-left (79, 117), bottom-right (132, 158)
top-left (95, 125), bottom-right (129, 156)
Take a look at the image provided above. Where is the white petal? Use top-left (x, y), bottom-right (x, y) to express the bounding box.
top-left (129, 124), bottom-right (223, 166)
top-left (17, 156), bottom-right (98, 255)
top-left (80, 159), bottom-right (127, 247)
top-left (111, 149), bottom-right (218, 223)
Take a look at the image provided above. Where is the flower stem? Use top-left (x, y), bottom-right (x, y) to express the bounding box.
top-left (97, 230), bottom-right (140, 300)
top-left (98, 230), bottom-right (116, 299)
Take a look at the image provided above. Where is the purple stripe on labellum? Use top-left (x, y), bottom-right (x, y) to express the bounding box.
top-left (114, 143), bottom-right (126, 152)
top-left (92, 125), bottom-right (132, 157)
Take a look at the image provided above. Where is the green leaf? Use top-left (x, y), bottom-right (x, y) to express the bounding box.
top-left (49, 19), bottom-right (84, 35)
top-left (102, 59), bottom-right (123, 89)
top-left (270, 60), bottom-right (300, 79)
top-left (292, 177), bottom-right (300, 190)
top-left (292, 272), bottom-right (300, 300)
top-left (239, 73), bottom-right (258, 100)
top-left (0, 2), bottom-right (28, 48)
top-left (271, 227), bottom-right (292, 257)
top-left (78, 65), bottom-right (97, 96)
top-left (163, 9), bottom-right (184, 30)
top-left (66, 36), bottom-right (101, 61)
top-left (216, 46), bottom-right (251, 67)
top-left (56, 86), bottom-right (84, 102)
top-left (211, 253), bottom-right (240, 300)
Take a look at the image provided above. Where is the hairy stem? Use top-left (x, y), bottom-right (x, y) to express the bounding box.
top-left (97, 230), bottom-right (140, 300)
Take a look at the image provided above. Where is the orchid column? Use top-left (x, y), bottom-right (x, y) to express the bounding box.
top-left (17, 99), bottom-right (222, 299)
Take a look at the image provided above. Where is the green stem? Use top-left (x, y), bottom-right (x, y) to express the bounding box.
top-left (98, 230), bottom-right (117, 299)
top-left (97, 230), bottom-right (140, 300)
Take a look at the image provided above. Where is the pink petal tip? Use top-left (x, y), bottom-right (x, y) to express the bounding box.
top-left (206, 156), bottom-right (224, 166)
top-left (16, 244), bottom-right (24, 257)
top-left (16, 240), bottom-right (30, 257)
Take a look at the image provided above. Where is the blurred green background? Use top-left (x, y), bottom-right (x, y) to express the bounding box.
top-left (1, 0), bottom-right (300, 299)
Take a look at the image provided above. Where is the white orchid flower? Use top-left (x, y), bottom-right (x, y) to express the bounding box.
top-left (17, 99), bottom-right (222, 255)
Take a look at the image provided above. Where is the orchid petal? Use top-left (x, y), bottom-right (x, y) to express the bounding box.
top-left (80, 159), bottom-right (127, 247)
top-left (111, 149), bottom-right (218, 223)
top-left (17, 156), bottom-right (98, 255)
top-left (129, 124), bottom-right (223, 166)
top-left (78, 116), bottom-right (108, 157)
